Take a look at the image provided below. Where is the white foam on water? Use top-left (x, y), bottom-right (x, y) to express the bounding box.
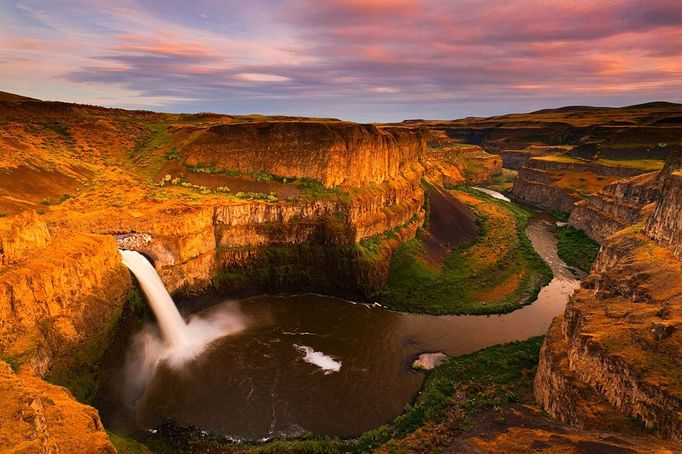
top-left (294, 344), bottom-right (341, 374)
top-left (471, 186), bottom-right (511, 202)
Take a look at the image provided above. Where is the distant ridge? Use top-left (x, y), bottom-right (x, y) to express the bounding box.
top-left (0, 91), bottom-right (39, 102)
top-left (624, 101), bottom-right (682, 109)
top-left (530, 105), bottom-right (610, 114)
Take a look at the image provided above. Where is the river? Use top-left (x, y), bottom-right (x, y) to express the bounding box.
top-left (100, 191), bottom-right (579, 440)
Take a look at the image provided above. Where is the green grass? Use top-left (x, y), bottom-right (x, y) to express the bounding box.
top-left (556, 225), bottom-right (600, 274)
top-left (482, 168), bottom-right (517, 194)
top-left (297, 178), bottom-right (345, 200)
top-left (374, 190), bottom-right (552, 315)
top-left (1, 353), bottom-right (22, 372)
top-left (108, 431), bottom-right (151, 454)
top-left (594, 158), bottom-right (665, 171)
top-left (42, 121), bottom-right (71, 138)
top-left (549, 209), bottom-right (570, 222)
top-left (358, 336), bottom-right (543, 452)
top-left (133, 337), bottom-right (544, 453)
top-left (234, 191), bottom-right (279, 202)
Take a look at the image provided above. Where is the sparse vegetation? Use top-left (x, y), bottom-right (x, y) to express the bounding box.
top-left (374, 189), bottom-right (552, 315)
top-left (42, 121), bottom-right (70, 138)
top-left (483, 168), bottom-right (517, 194)
top-left (298, 178), bottom-right (343, 199)
top-left (251, 171), bottom-right (273, 181)
top-left (556, 225), bottom-right (600, 274)
top-left (234, 191), bottom-right (278, 202)
top-left (164, 147), bottom-right (180, 160)
top-left (1, 353), bottom-right (22, 372)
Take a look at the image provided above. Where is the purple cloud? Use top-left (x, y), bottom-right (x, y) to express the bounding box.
top-left (0, 0), bottom-right (681, 121)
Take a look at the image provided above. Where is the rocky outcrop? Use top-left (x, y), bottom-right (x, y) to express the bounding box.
top-left (420, 130), bottom-right (501, 186)
top-left (512, 157), bottom-right (654, 213)
top-left (570, 154), bottom-right (682, 242)
top-left (497, 147), bottom-right (568, 169)
top-left (536, 225), bottom-right (682, 441)
top-left (645, 170), bottom-right (682, 260)
top-left (0, 232), bottom-right (131, 375)
top-left (568, 171), bottom-right (661, 242)
top-left (0, 211), bottom-right (51, 267)
top-left (0, 361), bottom-right (114, 453)
top-left (113, 163), bottom-right (425, 296)
top-left (511, 173), bottom-right (578, 212)
top-left (536, 231), bottom-right (682, 441)
top-left (180, 122), bottom-right (425, 188)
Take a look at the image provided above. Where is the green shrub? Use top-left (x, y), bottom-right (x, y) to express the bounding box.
top-left (1, 354), bottom-right (22, 372)
top-left (234, 191), bottom-right (278, 203)
top-left (164, 147), bottom-right (180, 160)
top-left (42, 121), bottom-right (70, 137)
top-left (298, 178), bottom-right (342, 199)
top-left (556, 225), bottom-right (600, 274)
top-left (251, 171), bottom-right (273, 181)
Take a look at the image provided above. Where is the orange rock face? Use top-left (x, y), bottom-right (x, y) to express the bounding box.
top-left (181, 122), bottom-right (424, 188)
top-left (0, 232), bottom-right (131, 374)
top-left (0, 95), bottom-right (437, 451)
top-left (535, 157), bottom-right (682, 442)
top-left (0, 361), bottom-right (114, 453)
top-left (0, 210), bottom-right (51, 266)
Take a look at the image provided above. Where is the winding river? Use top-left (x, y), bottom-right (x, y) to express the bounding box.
top-left (99, 193), bottom-right (580, 441)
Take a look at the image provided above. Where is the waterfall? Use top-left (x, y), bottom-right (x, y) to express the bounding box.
top-left (120, 250), bottom-right (189, 348)
top-left (118, 248), bottom-right (245, 401)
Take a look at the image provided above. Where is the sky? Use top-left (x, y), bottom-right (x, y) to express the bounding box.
top-left (1, 0), bottom-right (681, 122)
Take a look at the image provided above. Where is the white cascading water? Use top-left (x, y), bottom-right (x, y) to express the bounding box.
top-left (120, 250), bottom-right (189, 348)
top-left (119, 250), bottom-right (245, 405)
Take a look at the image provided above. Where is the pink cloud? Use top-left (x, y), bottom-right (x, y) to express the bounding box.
top-left (1, 0), bottom-right (681, 120)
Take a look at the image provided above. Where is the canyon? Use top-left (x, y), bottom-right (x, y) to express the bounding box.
top-left (1, 92), bottom-right (681, 453)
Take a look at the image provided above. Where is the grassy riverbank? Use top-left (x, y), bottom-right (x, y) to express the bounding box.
top-left (373, 188), bottom-right (552, 315)
top-left (556, 225), bottom-right (600, 274)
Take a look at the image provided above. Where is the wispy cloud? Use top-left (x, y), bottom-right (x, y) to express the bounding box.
top-left (1, 0), bottom-right (681, 121)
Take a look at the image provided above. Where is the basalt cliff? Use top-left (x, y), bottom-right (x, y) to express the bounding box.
top-left (2, 92), bottom-right (681, 452)
top-left (402, 103), bottom-right (682, 213)
top-left (535, 153), bottom-right (682, 442)
top-left (0, 93), bottom-right (506, 451)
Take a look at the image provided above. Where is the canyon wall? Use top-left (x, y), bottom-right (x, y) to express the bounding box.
top-left (181, 122), bottom-right (425, 188)
top-left (0, 214), bottom-right (131, 375)
top-left (535, 158), bottom-right (682, 441)
top-left (0, 361), bottom-right (115, 453)
top-left (568, 172), bottom-right (661, 242)
top-left (113, 163), bottom-right (425, 297)
top-left (569, 153), bottom-right (681, 242)
top-left (0, 104), bottom-right (431, 452)
top-left (512, 157), bottom-right (653, 213)
top-left (645, 170), bottom-right (682, 260)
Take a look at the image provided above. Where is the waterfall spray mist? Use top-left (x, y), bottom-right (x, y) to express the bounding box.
top-left (119, 250), bottom-right (246, 405)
